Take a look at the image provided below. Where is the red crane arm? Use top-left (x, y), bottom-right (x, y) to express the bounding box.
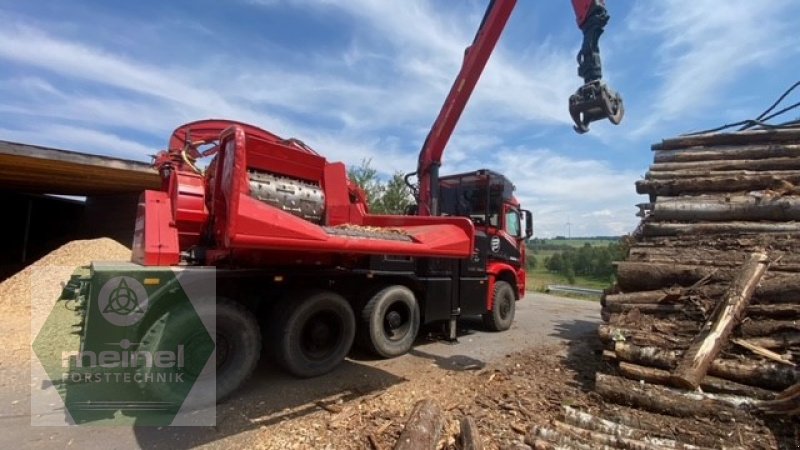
top-left (415, 0), bottom-right (516, 216)
top-left (414, 0), bottom-right (617, 215)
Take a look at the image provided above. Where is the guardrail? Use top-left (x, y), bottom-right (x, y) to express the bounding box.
top-left (546, 285), bottom-right (603, 296)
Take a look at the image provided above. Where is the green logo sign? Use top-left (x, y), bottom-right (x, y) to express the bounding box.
top-left (32, 265), bottom-right (216, 426)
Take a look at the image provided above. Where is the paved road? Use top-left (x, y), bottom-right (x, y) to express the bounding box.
top-left (0, 293), bottom-right (600, 449)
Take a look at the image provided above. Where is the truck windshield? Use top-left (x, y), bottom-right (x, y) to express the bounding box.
top-left (439, 177), bottom-right (505, 226)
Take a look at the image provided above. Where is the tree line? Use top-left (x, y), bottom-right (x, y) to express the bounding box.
top-left (543, 242), bottom-right (627, 284)
top-left (347, 159), bottom-right (413, 214)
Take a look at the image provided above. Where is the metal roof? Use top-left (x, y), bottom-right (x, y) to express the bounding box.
top-left (0, 140), bottom-right (160, 195)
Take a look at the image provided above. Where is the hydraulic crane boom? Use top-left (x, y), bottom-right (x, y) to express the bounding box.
top-left (413, 0), bottom-right (623, 216)
top-left (414, 0), bottom-right (516, 217)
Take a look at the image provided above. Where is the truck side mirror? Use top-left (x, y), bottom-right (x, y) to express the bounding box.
top-left (522, 209), bottom-right (533, 239)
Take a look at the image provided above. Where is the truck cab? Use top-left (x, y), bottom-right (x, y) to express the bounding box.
top-left (439, 169), bottom-right (533, 301)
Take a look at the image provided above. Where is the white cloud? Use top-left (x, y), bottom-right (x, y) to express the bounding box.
top-left (625, 0), bottom-right (796, 136)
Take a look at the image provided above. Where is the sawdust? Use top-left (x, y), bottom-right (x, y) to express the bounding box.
top-left (0, 238), bottom-right (130, 369)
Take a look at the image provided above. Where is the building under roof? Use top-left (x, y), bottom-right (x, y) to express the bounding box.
top-left (0, 140), bottom-right (161, 279)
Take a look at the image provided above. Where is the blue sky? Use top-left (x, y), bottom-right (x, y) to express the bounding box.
top-left (1, 0), bottom-right (798, 237)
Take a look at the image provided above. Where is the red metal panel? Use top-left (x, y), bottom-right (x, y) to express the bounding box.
top-left (324, 162), bottom-right (359, 226)
top-left (245, 135), bottom-right (326, 183)
top-left (132, 190), bottom-right (180, 266)
top-left (168, 171), bottom-right (208, 248)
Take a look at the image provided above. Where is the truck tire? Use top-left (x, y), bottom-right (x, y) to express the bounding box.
top-left (359, 285), bottom-right (420, 358)
top-left (483, 280), bottom-right (515, 331)
top-left (136, 299), bottom-right (261, 405)
top-left (273, 290), bottom-right (355, 378)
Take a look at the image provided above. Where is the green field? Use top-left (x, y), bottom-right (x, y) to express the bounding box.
top-left (525, 238), bottom-right (619, 297)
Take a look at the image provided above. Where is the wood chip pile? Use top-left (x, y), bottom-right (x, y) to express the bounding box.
top-left (0, 238), bottom-right (130, 368)
top-left (599, 128), bottom-right (800, 421)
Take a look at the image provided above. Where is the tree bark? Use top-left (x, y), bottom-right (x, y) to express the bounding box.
top-left (614, 342), bottom-right (800, 390)
top-left (615, 261), bottom-right (798, 292)
top-left (618, 362), bottom-right (776, 400)
top-left (615, 261), bottom-right (728, 291)
top-left (641, 221), bottom-right (800, 238)
top-left (599, 326), bottom-right (689, 349)
top-left (646, 195), bottom-right (800, 222)
top-left (651, 128), bottom-right (800, 151)
top-left (647, 168), bottom-right (800, 180)
top-left (606, 302), bottom-right (800, 319)
top-left (549, 419), bottom-right (670, 450)
top-left (459, 416), bottom-right (483, 450)
top-left (603, 289), bottom-right (687, 306)
top-left (738, 320), bottom-right (800, 337)
top-left (738, 332), bottom-right (800, 349)
top-left (653, 143), bottom-right (800, 163)
top-left (628, 245), bottom-right (800, 271)
top-left (394, 399), bottom-right (442, 450)
top-left (636, 173), bottom-right (800, 196)
top-left (595, 373), bottom-right (746, 420)
top-left (650, 156), bottom-right (800, 172)
top-left (527, 427), bottom-right (591, 450)
top-left (670, 253), bottom-right (769, 389)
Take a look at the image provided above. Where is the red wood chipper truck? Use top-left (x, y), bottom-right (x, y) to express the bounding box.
top-left (66, 0), bottom-right (622, 402)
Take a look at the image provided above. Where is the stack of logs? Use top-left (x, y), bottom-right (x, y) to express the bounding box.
top-left (599, 128), bottom-right (800, 418)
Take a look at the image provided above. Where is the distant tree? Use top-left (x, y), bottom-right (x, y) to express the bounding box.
top-left (373, 172), bottom-right (412, 215)
top-left (526, 253), bottom-right (537, 270)
top-left (347, 160), bottom-right (414, 215)
top-left (564, 266), bottom-right (576, 285)
top-left (546, 253), bottom-right (562, 272)
top-left (347, 159), bottom-right (381, 211)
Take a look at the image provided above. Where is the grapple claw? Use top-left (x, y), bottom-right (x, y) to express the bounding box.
top-left (569, 81), bottom-right (624, 134)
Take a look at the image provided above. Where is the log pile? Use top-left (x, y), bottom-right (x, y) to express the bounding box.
top-left (600, 128), bottom-right (800, 418)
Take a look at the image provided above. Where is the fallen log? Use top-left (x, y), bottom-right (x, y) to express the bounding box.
top-left (758, 383), bottom-right (800, 416)
top-left (647, 169), bottom-right (800, 181)
top-left (550, 419), bottom-right (671, 450)
top-left (394, 399), bottom-right (442, 450)
top-left (627, 245), bottom-right (800, 272)
top-left (602, 409), bottom-right (747, 450)
top-left (595, 373), bottom-right (746, 420)
top-left (650, 156), bottom-right (800, 172)
top-left (646, 195), bottom-right (800, 222)
top-left (618, 362), bottom-right (776, 400)
top-left (651, 128), bottom-right (800, 151)
top-left (614, 342), bottom-right (800, 390)
top-left (605, 286), bottom-right (800, 307)
top-left (738, 319), bottom-right (800, 337)
top-left (603, 289), bottom-right (688, 306)
top-left (599, 325), bottom-right (689, 349)
top-left (606, 303), bottom-right (800, 319)
top-left (527, 428), bottom-right (597, 450)
top-left (615, 261), bottom-right (725, 291)
top-left (653, 143), bottom-right (800, 163)
top-left (636, 173), bottom-right (800, 196)
top-left (738, 332), bottom-right (800, 349)
top-left (604, 303), bottom-right (705, 316)
top-left (459, 416), bottom-right (483, 450)
top-left (615, 261), bottom-right (798, 292)
top-left (641, 221), bottom-right (800, 238)
top-left (731, 338), bottom-right (795, 366)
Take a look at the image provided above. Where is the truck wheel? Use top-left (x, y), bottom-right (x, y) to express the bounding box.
top-left (274, 290), bottom-right (355, 378)
top-left (137, 299), bottom-right (261, 405)
top-left (483, 280), bottom-right (515, 331)
top-left (359, 285), bottom-right (420, 358)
